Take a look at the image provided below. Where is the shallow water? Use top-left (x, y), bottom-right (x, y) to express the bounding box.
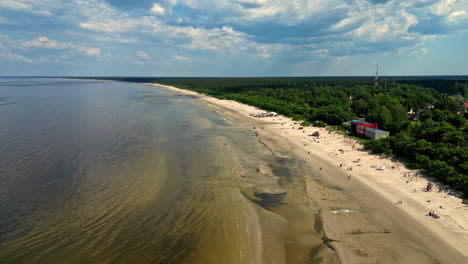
top-left (0, 79), bottom-right (332, 263)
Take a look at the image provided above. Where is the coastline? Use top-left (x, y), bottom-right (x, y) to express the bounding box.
top-left (147, 83), bottom-right (468, 263)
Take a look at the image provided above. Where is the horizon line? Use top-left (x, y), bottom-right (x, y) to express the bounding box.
top-left (1, 75), bottom-right (468, 79)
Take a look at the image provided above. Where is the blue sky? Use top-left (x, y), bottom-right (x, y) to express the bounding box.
top-left (0, 0), bottom-right (467, 76)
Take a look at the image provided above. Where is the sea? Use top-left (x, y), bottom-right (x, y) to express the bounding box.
top-left (0, 78), bottom-right (334, 264)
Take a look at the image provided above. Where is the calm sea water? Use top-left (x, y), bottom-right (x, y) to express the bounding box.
top-left (0, 79), bottom-right (258, 263)
top-left (0, 78), bottom-right (334, 264)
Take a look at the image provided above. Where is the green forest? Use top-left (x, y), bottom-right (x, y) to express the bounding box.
top-left (87, 77), bottom-right (468, 196)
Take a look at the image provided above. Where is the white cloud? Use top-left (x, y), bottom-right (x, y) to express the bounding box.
top-left (0, 44), bottom-right (32, 63)
top-left (175, 0), bottom-right (346, 25)
top-left (23, 36), bottom-right (101, 57)
top-left (167, 0), bottom-right (178, 6)
top-left (0, 0), bottom-right (56, 16)
top-left (150, 3), bottom-right (166, 16)
top-left (344, 8), bottom-right (419, 43)
top-left (233, 0), bottom-right (267, 4)
top-left (13, 0), bottom-right (465, 63)
top-left (0, 34), bottom-right (102, 63)
top-left (172, 55), bottom-right (190, 61)
top-left (257, 51), bottom-right (271, 59)
top-left (431, 0), bottom-right (456, 16)
top-left (79, 14), bottom-right (255, 52)
top-left (136, 51), bottom-right (150, 60)
top-left (448, 10), bottom-right (467, 22)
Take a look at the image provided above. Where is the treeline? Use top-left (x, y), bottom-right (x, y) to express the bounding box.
top-left (72, 76), bottom-right (468, 97)
top-left (143, 78), bottom-right (442, 132)
top-left (78, 77), bottom-right (467, 195)
top-left (397, 78), bottom-right (468, 98)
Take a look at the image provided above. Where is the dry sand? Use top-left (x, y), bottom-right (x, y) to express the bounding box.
top-left (147, 83), bottom-right (468, 263)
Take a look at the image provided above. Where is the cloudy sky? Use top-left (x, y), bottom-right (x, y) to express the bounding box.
top-left (0, 0), bottom-right (467, 76)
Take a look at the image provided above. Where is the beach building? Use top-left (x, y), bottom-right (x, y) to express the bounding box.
top-left (351, 120), bottom-right (390, 140)
top-left (365, 127), bottom-right (390, 140)
top-left (351, 120), bottom-right (378, 136)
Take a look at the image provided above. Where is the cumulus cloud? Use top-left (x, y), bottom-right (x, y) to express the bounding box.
top-left (158, 0), bottom-right (467, 57)
top-left (79, 14), bottom-right (255, 53)
top-left (0, 34), bottom-right (101, 63)
top-left (2, 0), bottom-right (467, 64)
top-left (150, 3), bottom-right (166, 15)
top-left (23, 36), bottom-right (101, 57)
top-left (136, 51), bottom-right (150, 60)
top-left (408, 0), bottom-right (468, 34)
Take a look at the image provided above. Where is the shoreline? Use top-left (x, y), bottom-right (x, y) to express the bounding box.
top-left (147, 83), bottom-right (468, 262)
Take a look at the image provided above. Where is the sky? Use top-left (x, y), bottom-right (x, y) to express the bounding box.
top-left (0, 0), bottom-right (467, 76)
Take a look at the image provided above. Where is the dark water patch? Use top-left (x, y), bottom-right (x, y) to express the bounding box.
top-left (308, 245), bottom-right (325, 264)
top-left (251, 192), bottom-right (285, 210)
top-left (314, 212), bottom-right (323, 235)
top-left (275, 156), bottom-right (295, 165)
top-left (314, 212), bottom-right (338, 251)
top-left (0, 101), bottom-right (17, 106)
top-left (271, 163), bottom-right (294, 186)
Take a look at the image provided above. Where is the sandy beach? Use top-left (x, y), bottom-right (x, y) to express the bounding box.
top-left (147, 83), bottom-right (468, 263)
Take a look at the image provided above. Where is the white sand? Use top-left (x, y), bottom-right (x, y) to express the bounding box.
top-left (147, 83), bottom-right (468, 258)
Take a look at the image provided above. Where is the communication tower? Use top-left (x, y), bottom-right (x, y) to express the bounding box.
top-left (374, 64), bottom-right (379, 86)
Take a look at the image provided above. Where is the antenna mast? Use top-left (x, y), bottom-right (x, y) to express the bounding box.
top-left (374, 64), bottom-right (379, 86)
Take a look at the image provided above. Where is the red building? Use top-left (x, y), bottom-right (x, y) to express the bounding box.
top-left (354, 121), bottom-right (378, 136)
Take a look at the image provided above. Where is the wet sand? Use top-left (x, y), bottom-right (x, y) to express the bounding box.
top-left (148, 83), bottom-right (468, 264)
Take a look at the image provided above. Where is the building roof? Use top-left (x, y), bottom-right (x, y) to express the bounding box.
top-left (352, 120), bottom-right (377, 125)
top-left (357, 121), bottom-right (374, 125)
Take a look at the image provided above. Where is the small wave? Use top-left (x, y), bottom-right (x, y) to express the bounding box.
top-left (330, 208), bottom-right (356, 214)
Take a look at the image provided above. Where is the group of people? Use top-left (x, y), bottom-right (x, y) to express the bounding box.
top-left (428, 210), bottom-right (440, 219)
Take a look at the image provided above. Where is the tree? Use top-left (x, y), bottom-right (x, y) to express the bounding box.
top-left (364, 140), bottom-right (391, 155)
top-left (435, 98), bottom-right (458, 112)
top-left (351, 99), bottom-right (368, 117)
